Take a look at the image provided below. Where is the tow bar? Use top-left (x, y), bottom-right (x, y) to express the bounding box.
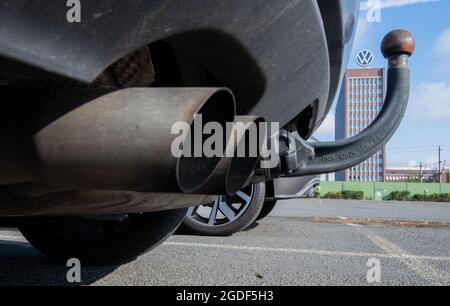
top-left (283, 30), bottom-right (415, 177)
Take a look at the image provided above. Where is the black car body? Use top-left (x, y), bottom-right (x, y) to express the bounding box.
top-left (0, 1), bottom-right (367, 265)
top-left (0, 0), bottom-right (358, 135)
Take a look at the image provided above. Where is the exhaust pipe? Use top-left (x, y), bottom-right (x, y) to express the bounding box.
top-left (197, 115), bottom-right (265, 195)
top-left (0, 115), bottom-right (265, 216)
top-left (1, 87), bottom-right (236, 194)
top-left (0, 186), bottom-right (216, 216)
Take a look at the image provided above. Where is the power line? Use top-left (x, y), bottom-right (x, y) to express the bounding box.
top-left (387, 149), bottom-right (436, 152)
top-left (386, 147), bottom-right (450, 153)
top-left (386, 150), bottom-right (437, 154)
top-left (387, 145), bottom-right (447, 150)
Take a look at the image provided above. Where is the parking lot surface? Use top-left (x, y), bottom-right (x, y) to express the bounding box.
top-left (0, 199), bottom-right (449, 286)
top-left (272, 199), bottom-right (450, 222)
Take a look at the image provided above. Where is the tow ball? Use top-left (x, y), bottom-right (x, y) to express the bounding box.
top-left (280, 30), bottom-right (416, 177)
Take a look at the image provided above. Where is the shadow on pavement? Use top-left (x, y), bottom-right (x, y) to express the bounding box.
top-left (0, 240), bottom-right (118, 286)
top-left (242, 222), bottom-right (260, 232)
top-left (174, 221), bottom-right (261, 236)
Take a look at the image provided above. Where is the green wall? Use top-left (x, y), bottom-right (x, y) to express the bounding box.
top-left (317, 181), bottom-right (450, 200)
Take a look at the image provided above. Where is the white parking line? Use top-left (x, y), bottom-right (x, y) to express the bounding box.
top-left (164, 241), bottom-right (450, 262)
top-left (346, 223), bottom-right (362, 227)
top-left (318, 199), bottom-right (323, 208)
top-left (363, 232), bottom-right (450, 286)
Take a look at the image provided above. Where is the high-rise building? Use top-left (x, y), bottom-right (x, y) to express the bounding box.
top-left (335, 68), bottom-right (386, 182)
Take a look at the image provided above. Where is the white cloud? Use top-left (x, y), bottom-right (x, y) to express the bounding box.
top-left (314, 113), bottom-right (335, 140)
top-left (425, 154), bottom-right (439, 168)
top-left (360, 0), bottom-right (439, 11)
top-left (353, 16), bottom-right (371, 51)
top-left (435, 28), bottom-right (450, 55)
top-left (408, 160), bottom-right (419, 167)
top-left (434, 29), bottom-right (450, 71)
top-left (388, 156), bottom-right (438, 168)
top-left (410, 82), bottom-right (450, 120)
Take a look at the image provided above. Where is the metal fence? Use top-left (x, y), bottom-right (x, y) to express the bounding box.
top-left (317, 181), bottom-right (450, 201)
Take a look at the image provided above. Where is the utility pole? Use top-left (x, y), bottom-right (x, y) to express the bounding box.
top-left (419, 162), bottom-right (423, 183)
top-left (438, 145), bottom-right (442, 184)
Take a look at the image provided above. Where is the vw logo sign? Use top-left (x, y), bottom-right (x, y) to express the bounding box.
top-left (356, 50), bottom-right (374, 67)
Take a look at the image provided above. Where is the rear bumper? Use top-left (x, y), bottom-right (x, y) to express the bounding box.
top-left (0, 0), bottom-right (358, 129)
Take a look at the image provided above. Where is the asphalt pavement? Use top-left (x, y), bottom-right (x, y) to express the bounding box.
top-left (271, 198), bottom-right (450, 222)
top-left (0, 199), bottom-right (449, 286)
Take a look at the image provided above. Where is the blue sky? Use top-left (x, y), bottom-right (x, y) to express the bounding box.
top-left (314, 0), bottom-right (450, 170)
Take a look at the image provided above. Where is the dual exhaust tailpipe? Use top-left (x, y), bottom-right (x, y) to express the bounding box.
top-left (0, 87), bottom-right (265, 215)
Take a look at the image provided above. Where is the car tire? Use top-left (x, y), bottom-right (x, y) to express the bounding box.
top-left (19, 208), bottom-right (186, 266)
top-left (182, 183), bottom-right (266, 236)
